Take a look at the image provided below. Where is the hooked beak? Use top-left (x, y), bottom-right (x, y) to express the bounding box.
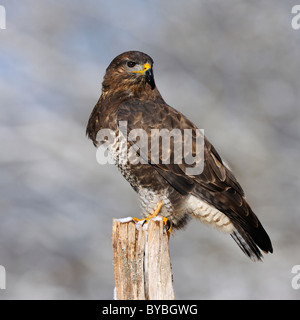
top-left (132, 63), bottom-right (155, 89)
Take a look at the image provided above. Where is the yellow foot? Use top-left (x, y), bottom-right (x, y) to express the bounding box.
top-left (132, 217), bottom-right (144, 224)
top-left (133, 215), bottom-right (172, 236)
top-left (132, 200), bottom-right (172, 237)
top-left (132, 201), bottom-right (172, 238)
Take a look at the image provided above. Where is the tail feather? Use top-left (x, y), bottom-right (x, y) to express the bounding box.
top-left (231, 229), bottom-right (264, 262)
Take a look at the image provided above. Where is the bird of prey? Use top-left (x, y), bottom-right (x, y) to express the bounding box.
top-left (86, 51), bottom-right (273, 261)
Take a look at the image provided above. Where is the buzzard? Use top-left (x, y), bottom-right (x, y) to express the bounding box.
top-left (86, 51), bottom-right (273, 261)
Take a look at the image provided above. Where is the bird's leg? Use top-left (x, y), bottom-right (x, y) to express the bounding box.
top-left (132, 201), bottom-right (172, 236)
top-left (132, 200), bottom-right (163, 225)
top-left (145, 200), bottom-right (163, 220)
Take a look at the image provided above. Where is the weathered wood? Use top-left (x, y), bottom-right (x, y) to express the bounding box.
top-left (112, 217), bottom-right (175, 300)
top-left (112, 219), bottom-right (146, 300)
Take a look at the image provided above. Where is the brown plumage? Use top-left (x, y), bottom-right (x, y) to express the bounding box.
top-left (86, 51), bottom-right (273, 261)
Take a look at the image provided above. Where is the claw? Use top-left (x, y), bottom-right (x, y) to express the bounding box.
top-left (142, 218), bottom-right (149, 227)
top-left (162, 217), bottom-right (172, 238)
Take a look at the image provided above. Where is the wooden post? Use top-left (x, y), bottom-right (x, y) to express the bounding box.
top-left (112, 217), bottom-right (175, 300)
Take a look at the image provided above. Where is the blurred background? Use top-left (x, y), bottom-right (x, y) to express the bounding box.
top-left (0, 0), bottom-right (299, 299)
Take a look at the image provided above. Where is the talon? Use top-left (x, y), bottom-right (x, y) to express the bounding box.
top-left (166, 219), bottom-right (171, 231)
top-left (162, 217), bottom-right (172, 238)
top-left (142, 219), bottom-right (149, 226)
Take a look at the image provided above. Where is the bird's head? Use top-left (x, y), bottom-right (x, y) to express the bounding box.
top-left (102, 51), bottom-right (156, 97)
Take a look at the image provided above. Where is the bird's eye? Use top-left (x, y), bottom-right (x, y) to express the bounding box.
top-left (127, 61), bottom-right (136, 68)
